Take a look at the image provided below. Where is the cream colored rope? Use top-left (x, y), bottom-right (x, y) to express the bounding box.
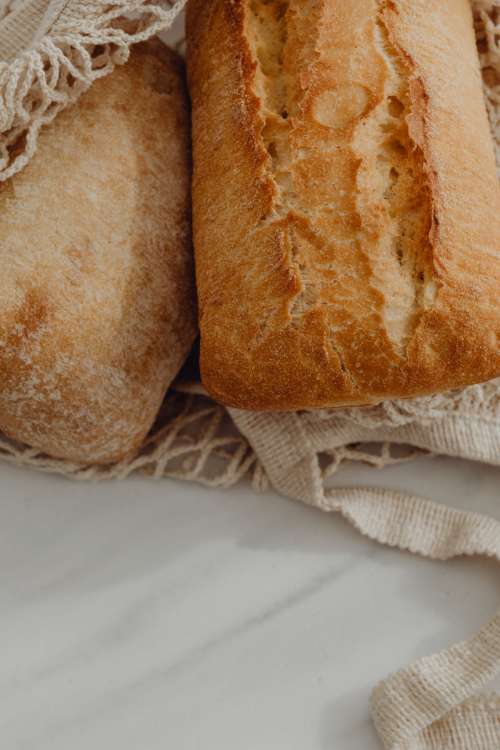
top-left (0, 0), bottom-right (187, 180)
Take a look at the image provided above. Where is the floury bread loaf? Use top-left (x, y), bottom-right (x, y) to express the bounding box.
top-left (187, 0), bottom-right (500, 410)
top-left (0, 41), bottom-right (197, 463)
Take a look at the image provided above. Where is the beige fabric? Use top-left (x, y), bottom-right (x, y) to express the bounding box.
top-left (0, 0), bottom-right (53, 59)
top-left (0, 0), bottom-right (187, 180)
top-left (0, 1), bottom-right (499, 748)
top-left (231, 406), bottom-right (500, 749)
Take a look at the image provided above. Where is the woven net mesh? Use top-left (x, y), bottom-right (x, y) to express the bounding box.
top-left (0, 0), bottom-right (498, 485)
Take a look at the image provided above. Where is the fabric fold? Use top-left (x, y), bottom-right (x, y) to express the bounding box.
top-left (231, 407), bottom-right (500, 750)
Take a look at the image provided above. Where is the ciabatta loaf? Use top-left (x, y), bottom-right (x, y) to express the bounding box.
top-left (0, 41), bottom-right (196, 462)
top-left (187, 0), bottom-right (500, 410)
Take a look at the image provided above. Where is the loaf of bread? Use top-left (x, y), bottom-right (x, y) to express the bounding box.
top-left (0, 41), bottom-right (197, 463)
top-left (187, 0), bottom-right (500, 410)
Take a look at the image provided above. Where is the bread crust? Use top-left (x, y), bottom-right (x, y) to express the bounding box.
top-left (187, 0), bottom-right (500, 411)
top-left (0, 41), bottom-right (197, 462)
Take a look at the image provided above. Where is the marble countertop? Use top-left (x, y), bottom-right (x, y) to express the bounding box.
top-left (0, 455), bottom-right (499, 749)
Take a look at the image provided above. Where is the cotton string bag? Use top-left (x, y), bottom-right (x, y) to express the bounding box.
top-left (0, 1), bottom-right (499, 747)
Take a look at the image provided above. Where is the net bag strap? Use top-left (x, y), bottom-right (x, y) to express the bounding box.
top-left (232, 407), bottom-right (500, 749)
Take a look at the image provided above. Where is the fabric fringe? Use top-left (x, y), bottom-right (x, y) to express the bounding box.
top-left (0, 0), bottom-right (186, 181)
top-left (0, 389), bottom-right (268, 490)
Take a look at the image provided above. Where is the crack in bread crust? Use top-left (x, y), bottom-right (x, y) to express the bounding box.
top-left (246, 0), bottom-right (292, 218)
top-left (246, 0), bottom-right (435, 363)
top-left (356, 1), bottom-right (435, 356)
top-left (187, 0), bottom-right (500, 411)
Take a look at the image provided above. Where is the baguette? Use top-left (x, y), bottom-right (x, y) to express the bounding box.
top-left (187, 0), bottom-right (500, 410)
top-left (0, 41), bottom-right (197, 463)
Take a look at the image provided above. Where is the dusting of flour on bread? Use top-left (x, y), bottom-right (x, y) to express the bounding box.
top-left (0, 41), bottom-right (197, 463)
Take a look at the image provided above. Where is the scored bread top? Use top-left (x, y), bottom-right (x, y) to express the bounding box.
top-left (188, 0), bottom-right (500, 411)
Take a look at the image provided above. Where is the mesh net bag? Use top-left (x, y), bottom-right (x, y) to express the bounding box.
top-left (1, 2), bottom-right (500, 748)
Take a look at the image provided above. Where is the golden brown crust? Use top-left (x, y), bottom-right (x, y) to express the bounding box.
top-left (187, 0), bottom-right (500, 411)
top-left (0, 42), bottom-right (197, 462)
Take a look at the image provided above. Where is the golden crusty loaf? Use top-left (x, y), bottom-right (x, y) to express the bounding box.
top-left (0, 41), bottom-right (197, 463)
top-left (187, 0), bottom-right (500, 411)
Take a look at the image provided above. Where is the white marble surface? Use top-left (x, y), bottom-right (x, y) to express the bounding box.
top-left (0, 456), bottom-right (499, 749)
